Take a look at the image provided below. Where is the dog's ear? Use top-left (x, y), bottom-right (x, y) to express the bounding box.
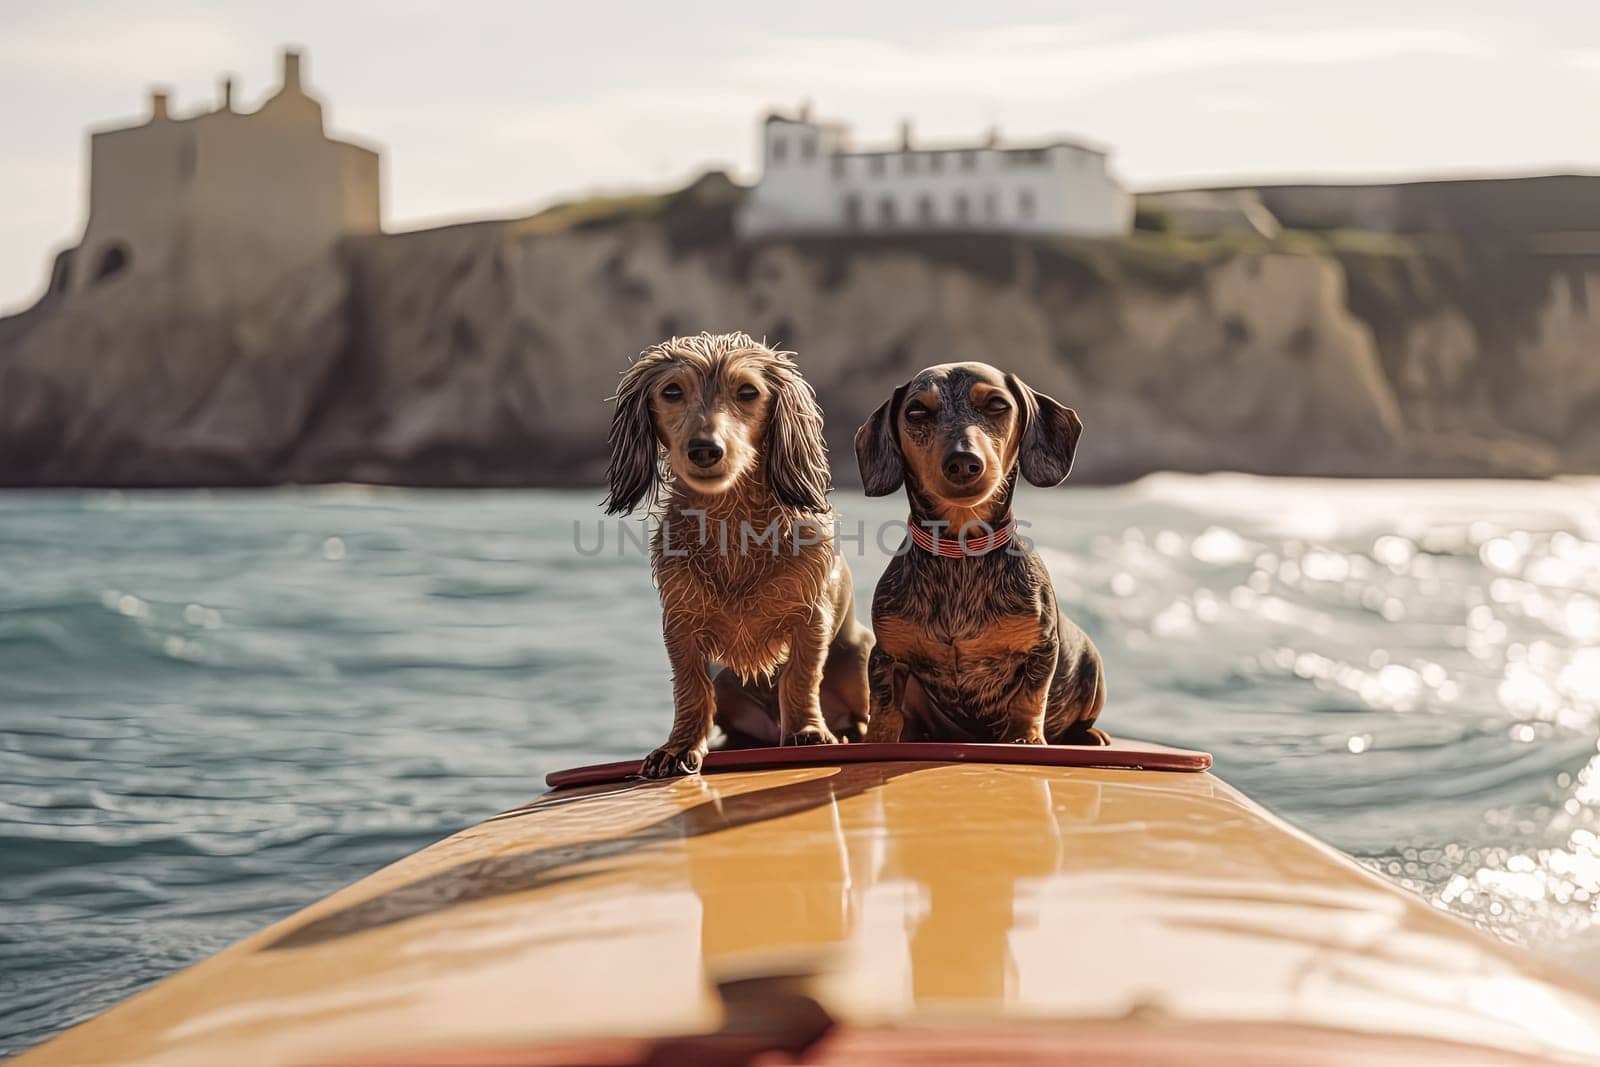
top-left (603, 350), bottom-right (669, 515)
top-left (1006, 373), bottom-right (1082, 488)
top-left (765, 358), bottom-right (832, 513)
top-left (854, 384), bottom-right (907, 497)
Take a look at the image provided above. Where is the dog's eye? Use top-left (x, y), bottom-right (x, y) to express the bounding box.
top-left (661, 384), bottom-right (684, 402)
top-left (736, 384), bottom-right (760, 402)
top-left (904, 403), bottom-right (931, 421)
top-left (985, 397), bottom-right (1011, 414)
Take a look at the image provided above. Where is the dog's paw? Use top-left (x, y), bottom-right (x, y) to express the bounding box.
top-left (837, 720), bottom-right (869, 743)
top-left (1004, 733), bottom-right (1047, 745)
top-left (639, 746), bottom-right (705, 779)
top-left (781, 726), bottom-right (840, 746)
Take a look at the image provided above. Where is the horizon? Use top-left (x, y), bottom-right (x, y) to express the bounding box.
top-left (6, 1), bottom-right (1600, 313)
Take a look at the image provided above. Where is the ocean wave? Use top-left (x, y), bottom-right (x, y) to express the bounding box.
top-left (4, 480), bottom-right (1600, 1055)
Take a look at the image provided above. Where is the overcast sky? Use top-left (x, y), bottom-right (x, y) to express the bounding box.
top-left (4, 0), bottom-right (1600, 311)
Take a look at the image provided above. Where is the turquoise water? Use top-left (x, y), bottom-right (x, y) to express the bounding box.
top-left (4, 478), bottom-right (1600, 1054)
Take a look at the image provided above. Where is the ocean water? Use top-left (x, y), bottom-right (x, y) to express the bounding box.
top-left (3, 477), bottom-right (1600, 1055)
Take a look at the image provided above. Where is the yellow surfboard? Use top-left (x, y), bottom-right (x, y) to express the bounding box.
top-left (15, 743), bottom-right (1600, 1065)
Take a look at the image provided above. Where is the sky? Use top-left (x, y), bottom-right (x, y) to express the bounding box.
top-left (4, 0), bottom-right (1600, 311)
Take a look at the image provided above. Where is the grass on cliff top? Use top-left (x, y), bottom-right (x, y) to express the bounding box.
top-left (510, 191), bottom-right (672, 235)
top-left (509, 172), bottom-right (741, 252)
top-left (1089, 227), bottom-right (1424, 291)
top-left (502, 172), bottom-right (1429, 294)
top-left (799, 228), bottom-right (1410, 295)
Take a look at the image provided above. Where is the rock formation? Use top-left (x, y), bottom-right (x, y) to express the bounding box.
top-left (2, 173), bottom-right (1598, 487)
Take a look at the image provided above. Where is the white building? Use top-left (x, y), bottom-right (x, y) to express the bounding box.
top-left (738, 107), bottom-right (1132, 240)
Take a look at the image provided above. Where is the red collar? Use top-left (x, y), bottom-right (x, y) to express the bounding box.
top-left (908, 517), bottom-right (1016, 558)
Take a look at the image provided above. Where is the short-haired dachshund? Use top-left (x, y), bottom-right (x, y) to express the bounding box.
top-left (854, 362), bottom-right (1107, 746)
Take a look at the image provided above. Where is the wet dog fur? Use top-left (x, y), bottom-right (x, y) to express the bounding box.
top-left (605, 333), bottom-right (872, 777)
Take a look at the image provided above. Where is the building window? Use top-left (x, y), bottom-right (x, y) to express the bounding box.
top-left (929, 153), bottom-right (943, 174)
top-left (984, 190), bottom-right (999, 221)
top-left (901, 154), bottom-right (916, 174)
top-left (844, 194), bottom-right (863, 229)
top-left (832, 156), bottom-right (846, 178)
top-left (917, 195), bottom-right (935, 224)
top-left (869, 156), bottom-right (885, 177)
top-left (879, 197), bottom-right (897, 227)
top-left (772, 137), bottom-right (787, 164)
top-left (1018, 189), bottom-right (1036, 220)
top-left (953, 194), bottom-right (971, 224)
top-left (802, 134), bottom-right (817, 161)
top-left (960, 151), bottom-right (977, 171)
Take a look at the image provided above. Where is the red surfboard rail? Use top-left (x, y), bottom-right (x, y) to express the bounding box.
top-left (545, 739), bottom-right (1212, 790)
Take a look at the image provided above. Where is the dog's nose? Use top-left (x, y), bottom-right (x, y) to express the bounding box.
top-left (943, 450), bottom-right (985, 485)
top-left (687, 437), bottom-right (725, 469)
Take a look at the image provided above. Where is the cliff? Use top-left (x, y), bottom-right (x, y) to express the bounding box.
top-left (3, 172), bottom-right (1598, 488)
top-left (1173, 174), bottom-right (1600, 236)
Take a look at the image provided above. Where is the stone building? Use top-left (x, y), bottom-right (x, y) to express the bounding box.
top-left (68, 48), bottom-right (381, 308)
top-left (738, 106), bottom-right (1132, 239)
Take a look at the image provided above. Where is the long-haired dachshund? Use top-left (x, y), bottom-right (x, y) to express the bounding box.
top-left (855, 362), bottom-right (1107, 746)
top-left (605, 332), bottom-right (872, 778)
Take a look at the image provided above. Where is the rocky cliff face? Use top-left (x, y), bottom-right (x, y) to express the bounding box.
top-left (3, 176), bottom-right (1598, 487)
